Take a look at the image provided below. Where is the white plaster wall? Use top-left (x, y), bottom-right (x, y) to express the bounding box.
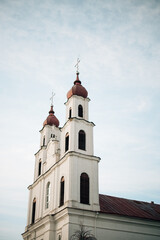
top-left (42, 174), bottom-right (56, 217)
top-left (40, 125), bottom-right (60, 148)
top-left (27, 147), bottom-right (100, 229)
top-left (27, 154), bottom-right (70, 227)
top-left (34, 126), bottom-right (61, 181)
top-left (65, 95), bottom-right (90, 121)
top-left (23, 215), bottom-right (56, 240)
top-left (34, 150), bottom-right (44, 181)
top-left (67, 153), bottom-right (100, 211)
top-left (60, 118), bottom-right (94, 157)
top-left (68, 209), bottom-right (160, 240)
top-left (34, 149), bottom-right (47, 181)
top-left (95, 214), bottom-right (160, 240)
top-left (45, 139), bottom-right (60, 171)
top-left (55, 156), bottom-right (70, 209)
top-left (27, 175), bottom-right (51, 225)
top-left (53, 211), bottom-right (69, 240)
top-left (28, 181), bottom-right (42, 224)
top-left (26, 188), bottom-right (32, 226)
top-left (24, 200), bottom-right (160, 240)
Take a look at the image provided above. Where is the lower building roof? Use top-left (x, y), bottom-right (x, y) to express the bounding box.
top-left (99, 194), bottom-right (160, 221)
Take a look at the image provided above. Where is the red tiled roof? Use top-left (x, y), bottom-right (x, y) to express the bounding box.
top-left (99, 194), bottom-right (160, 221)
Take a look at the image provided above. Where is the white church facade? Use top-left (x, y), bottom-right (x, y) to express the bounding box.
top-left (22, 71), bottom-right (160, 240)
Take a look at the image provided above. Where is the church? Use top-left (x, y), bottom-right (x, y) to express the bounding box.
top-left (22, 69), bottom-right (160, 240)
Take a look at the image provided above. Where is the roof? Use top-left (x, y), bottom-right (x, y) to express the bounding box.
top-left (99, 194), bottom-right (160, 221)
top-left (43, 105), bottom-right (59, 127)
top-left (67, 72), bottom-right (88, 99)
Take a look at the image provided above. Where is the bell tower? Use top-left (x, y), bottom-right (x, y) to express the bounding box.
top-left (22, 69), bottom-right (100, 240)
top-left (60, 71), bottom-right (100, 211)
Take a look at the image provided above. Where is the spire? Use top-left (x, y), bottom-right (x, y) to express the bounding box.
top-left (74, 58), bottom-right (80, 73)
top-left (50, 91), bottom-right (55, 107)
top-left (43, 93), bottom-right (59, 127)
top-left (74, 58), bottom-right (81, 85)
top-left (66, 58), bottom-right (88, 99)
top-left (43, 105), bottom-right (59, 127)
top-left (49, 105), bottom-right (54, 114)
top-left (74, 72), bottom-right (81, 85)
top-left (49, 92), bottom-right (55, 114)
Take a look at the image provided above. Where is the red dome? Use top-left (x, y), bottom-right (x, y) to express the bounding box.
top-left (67, 73), bottom-right (88, 99)
top-left (43, 105), bottom-right (59, 127)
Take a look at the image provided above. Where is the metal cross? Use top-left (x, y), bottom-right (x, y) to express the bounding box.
top-left (50, 91), bottom-right (55, 106)
top-left (74, 58), bottom-right (80, 73)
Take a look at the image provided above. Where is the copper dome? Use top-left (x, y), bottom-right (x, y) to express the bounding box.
top-left (43, 105), bottom-right (59, 127)
top-left (67, 72), bottom-right (88, 99)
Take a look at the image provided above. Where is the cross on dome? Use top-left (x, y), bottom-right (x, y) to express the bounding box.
top-left (43, 92), bottom-right (59, 127)
top-left (66, 60), bottom-right (88, 99)
top-left (74, 58), bottom-right (80, 73)
top-left (50, 91), bottom-right (55, 106)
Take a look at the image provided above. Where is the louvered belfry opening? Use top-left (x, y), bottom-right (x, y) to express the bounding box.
top-left (60, 177), bottom-right (65, 206)
top-left (80, 173), bottom-right (89, 204)
top-left (78, 130), bottom-right (86, 150)
top-left (78, 104), bottom-right (83, 117)
top-left (31, 198), bottom-right (36, 224)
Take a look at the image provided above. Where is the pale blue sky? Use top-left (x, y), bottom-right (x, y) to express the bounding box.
top-left (0, 0), bottom-right (160, 239)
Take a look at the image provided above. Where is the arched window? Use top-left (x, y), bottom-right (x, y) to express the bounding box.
top-left (60, 177), bottom-right (65, 206)
top-left (65, 133), bottom-right (69, 152)
top-left (78, 105), bottom-right (83, 117)
top-left (43, 136), bottom-right (45, 146)
top-left (46, 182), bottom-right (51, 209)
top-left (38, 160), bottom-right (42, 176)
top-left (31, 198), bottom-right (36, 224)
top-left (69, 108), bottom-right (72, 119)
top-left (78, 130), bottom-right (86, 150)
top-left (80, 173), bottom-right (89, 204)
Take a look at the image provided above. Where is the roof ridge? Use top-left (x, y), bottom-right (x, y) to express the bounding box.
top-left (99, 193), bottom-right (160, 206)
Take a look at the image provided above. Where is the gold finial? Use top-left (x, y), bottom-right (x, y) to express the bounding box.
top-left (74, 58), bottom-right (80, 73)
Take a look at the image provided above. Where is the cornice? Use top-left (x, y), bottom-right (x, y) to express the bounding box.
top-left (28, 151), bottom-right (100, 189)
top-left (61, 117), bottom-right (95, 129)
